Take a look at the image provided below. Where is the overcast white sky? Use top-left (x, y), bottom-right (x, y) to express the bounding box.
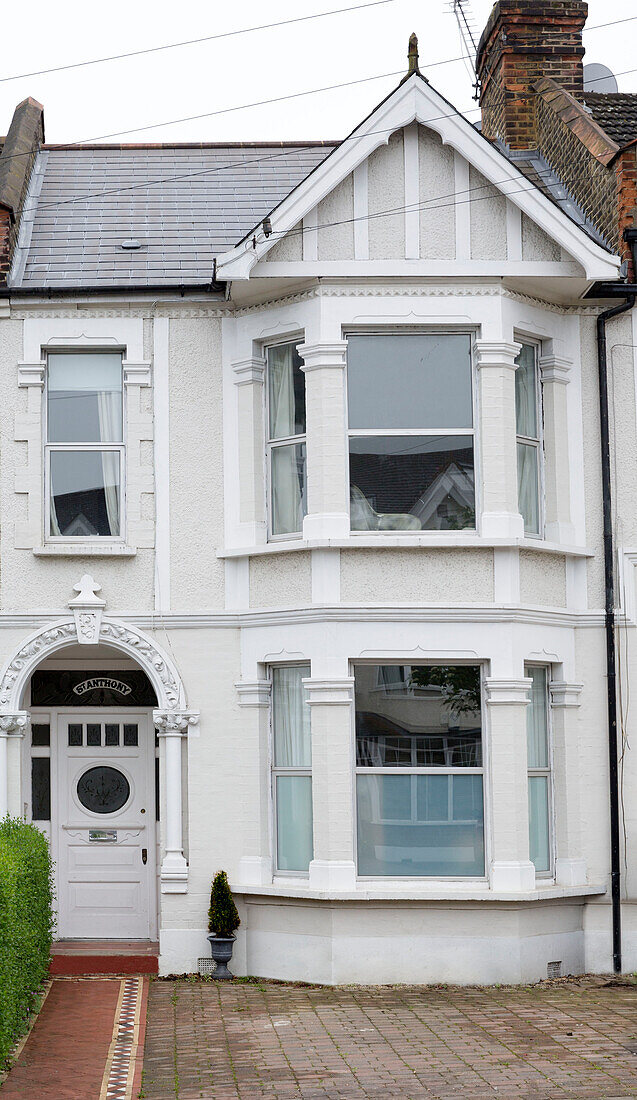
top-left (1, 0), bottom-right (635, 145)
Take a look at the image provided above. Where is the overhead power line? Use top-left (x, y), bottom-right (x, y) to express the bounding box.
top-left (0, 1), bottom-right (397, 84)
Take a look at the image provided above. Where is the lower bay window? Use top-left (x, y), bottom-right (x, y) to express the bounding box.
top-left (354, 663), bottom-right (484, 877)
top-left (526, 666), bottom-right (553, 874)
top-left (271, 664), bottom-right (313, 873)
top-left (515, 342), bottom-right (543, 537)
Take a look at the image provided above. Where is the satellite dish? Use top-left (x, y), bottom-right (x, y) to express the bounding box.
top-left (583, 63), bottom-right (618, 94)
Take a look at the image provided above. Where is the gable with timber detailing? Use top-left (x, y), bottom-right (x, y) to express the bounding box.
top-left (216, 74), bottom-right (619, 283)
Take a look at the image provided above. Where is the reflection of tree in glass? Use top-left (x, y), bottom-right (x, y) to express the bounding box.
top-left (410, 665), bottom-right (481, 716)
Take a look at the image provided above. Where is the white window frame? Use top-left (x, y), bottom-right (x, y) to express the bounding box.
top-left (44, 349), bottom-right (126, 543)
top-left (353, 660), bottom-right (487, 881)
top-left (525, 663), bottom-right (554, 879)
top-left (264, 338), bottom-right (306, 542)
top-left (270, 662), bottom-right (313, 877)
top-left (344, 329), bottom-right (478, 535)
top-left (515, 339), bottom-right (545, 539)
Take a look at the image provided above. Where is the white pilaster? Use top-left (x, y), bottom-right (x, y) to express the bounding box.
top-left (154, 709), bottom-right (199, 892)
top-left (232, 355), bottom-right (267, 545)
top-left (540, 354), bottom-right (574, 544)
top-left (550, 680), bottom-right (587, 886)
top-left (297, 342), bottom-right (350, 539)
top-left (235, 680), bottom-right (273, 887)
top-left (485, 678), bottom-right (535, 891)
top-left (0, 713), bottom-right (28, 818)
top-left (474, 340), bottom-right (525, 539)
top-left (304, 678), bottom-right (356, 890)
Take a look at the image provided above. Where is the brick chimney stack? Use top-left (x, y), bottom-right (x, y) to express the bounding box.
top-left (0, 97), bottom-right (45, 284)
top-left (476, 1), bottom-right (588, 149)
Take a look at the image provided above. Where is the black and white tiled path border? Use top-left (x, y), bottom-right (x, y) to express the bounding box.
top-left (100, 977), bottom-right (143, 1100)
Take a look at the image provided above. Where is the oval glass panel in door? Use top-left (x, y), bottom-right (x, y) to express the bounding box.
top-left (77, 766), bottom-right (130, 814)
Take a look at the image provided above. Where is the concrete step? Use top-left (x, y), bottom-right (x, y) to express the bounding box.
top-left (50, 940), bottom-right (159, 976)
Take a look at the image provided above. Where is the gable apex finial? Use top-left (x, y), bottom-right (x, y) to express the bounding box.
top-left (401, 32), bottom-right (425, 84)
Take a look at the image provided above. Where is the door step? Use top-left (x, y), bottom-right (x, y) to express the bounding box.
top-left (50, 940), bottom-right (159, 976)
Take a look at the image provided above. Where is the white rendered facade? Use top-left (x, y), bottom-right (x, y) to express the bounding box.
top-left (1, 72), bottom-right (635, 984)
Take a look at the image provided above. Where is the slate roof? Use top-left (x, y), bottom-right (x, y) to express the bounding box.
top-left (12, 143), bottom-right (336, 288)
top-left (580, 93), bottom-right (637, 149)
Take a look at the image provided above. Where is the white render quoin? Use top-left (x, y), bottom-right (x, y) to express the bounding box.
top-left (1, 32), bottom-right (636, 984)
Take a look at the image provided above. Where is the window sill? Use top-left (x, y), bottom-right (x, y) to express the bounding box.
top-left (218, 535), bottom-right (594, 559)
top-left (231, 881), bottom-right (606, 903)
top-left (33, 544), bottom-right (137, 558)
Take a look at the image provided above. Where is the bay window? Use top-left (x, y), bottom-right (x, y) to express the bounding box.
top-left (526, 666), bottom-right (553, 874)
top-left (515, 343), bottom-right (543, 536)
top-left (272, 664), bottom-right (313, 873)
top-left (46, 352), bottom-right (123, 538)
top-left (347, 333), bottom-right (475, 532)
top-left (355, 663), bottom-right (484, 877)
top-left (266, 342), bottom-right (307, 538)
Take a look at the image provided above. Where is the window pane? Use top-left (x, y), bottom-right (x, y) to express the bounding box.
top-left (105, 724), bottom-right (120, 747)
top-left (273, 665), bottom-right (311, 767)
top-left (357, 773), bottom-right (484, 876)
top-left (267, 343), bottom-right (305, 439)
top-left (517, 442), bottom-right (539, 535)
top-left (31, 724), bottom-right (50, 747)
top-left (271, 443), bottom-right (307, 536)
top-left (355, 665), bottom-right (482, 768)
top-left (48, 353), bottom-right (122, 443)
top-left (276, 776), bottom-right (313, 871)
top-left (515, 344), bottom-right (537, 438)
top-left (32, 758), bottom-right (51, 821)
top-left (527, 668), bottom-right (549, 768)
top-left (86, 723), bottom-right (101, 747)
top-left (50, 450), bottom-right (120, 537)
top-left (528, 775), bottom-right (550, 872)
top-left (347, 334), bottom-right (473, 430)
top-left (123, 724), bottom-right (139, 747)
top-left (68, 724), bottom-right (83, 746)
top-left (350, 436), bottom-right (474, 531)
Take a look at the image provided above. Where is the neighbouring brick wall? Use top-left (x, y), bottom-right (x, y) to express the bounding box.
top-left (617, 147), bottom-right (637, 278)
top-left (0, 98), bottom-right (44, 285)
top-left (535, 93), bottom-right (619, 249)
top-left (0, 207), bottom-right (12, 282)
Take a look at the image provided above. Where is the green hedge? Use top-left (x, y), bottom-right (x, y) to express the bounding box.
top-left (0, 818), bottom-right (54, 1067)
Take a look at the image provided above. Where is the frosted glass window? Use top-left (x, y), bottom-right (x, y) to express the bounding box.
top-left (276, 776), bottom-right (313, 872)
top-left (515, 343), bottom-right (542, 536)
top-left (526, 667), bottom-right (552, 875)
top-left (267, 343), bottom-right (307, 538)
top-left (355, 664), bottom-right (484, 877)
top-left (347, 333), bottom-right (475, 532)
top-left (347, 333), bottom-right (473, 430)
top-left (272, 664), bottom-right (313, 873)
top-left (356, 774), bottom-right (484, 877)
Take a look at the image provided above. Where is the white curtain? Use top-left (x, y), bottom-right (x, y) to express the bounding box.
top-left (268, 344), bottom-right (296, 439)
top-left (271, 444), bottom-right (305, 536)
top-left (49, 483), bottom-right (61, 536)
top-left (97, 391), bottom-right (121, 536)
top-left (526, 668), bottom-right (548, 768)
top-left (273, 665), bottom-right (311, 767)
top-left (517, 442), bottom-right (539, 535)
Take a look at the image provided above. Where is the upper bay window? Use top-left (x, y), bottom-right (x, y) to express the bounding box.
top-left (355, 663), bottom-right (484, 877)
top-left (515, 343), bottom-right (543, 537)
top-left (347, 333), bottom-right (475, 532)
top-left (46, 352), bottom-right (123, 538)
top-left (266, 342), bottom-right (307, 538)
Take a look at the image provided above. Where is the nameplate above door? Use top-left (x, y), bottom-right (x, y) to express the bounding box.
top-left (31, 669), bottom-right (157, 707)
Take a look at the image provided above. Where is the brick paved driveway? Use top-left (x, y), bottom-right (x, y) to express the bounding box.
top-left (141, 976), bottom-right (637, 1099)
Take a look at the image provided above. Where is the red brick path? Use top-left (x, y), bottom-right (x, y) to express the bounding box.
top-left (0, 978), bottom-right (135, 1100)
top-left (142, 977), bottom-right (637, 1099)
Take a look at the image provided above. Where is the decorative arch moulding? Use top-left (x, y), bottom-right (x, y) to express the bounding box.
top-left (0, 575), bottom-right (188, 714)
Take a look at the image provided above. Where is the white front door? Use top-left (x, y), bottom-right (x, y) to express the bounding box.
top-left (57, 711), bottom-right (154, 939)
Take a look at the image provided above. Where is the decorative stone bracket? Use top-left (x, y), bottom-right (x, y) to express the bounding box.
top-left (68, 574), bottom-right (106, 645)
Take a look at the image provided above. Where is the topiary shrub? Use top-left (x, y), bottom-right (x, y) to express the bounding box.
top-left (207, 871), bottom-right (240, 938)
top-left (0, 817), bottom-right (54, 1067)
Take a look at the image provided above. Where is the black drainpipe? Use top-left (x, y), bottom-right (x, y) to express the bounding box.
top-left (593, 227), bottom-right (637, 973)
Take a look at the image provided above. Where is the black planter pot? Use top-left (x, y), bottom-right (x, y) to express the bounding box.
top-left (207, 934), bottom-right (236, 979)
